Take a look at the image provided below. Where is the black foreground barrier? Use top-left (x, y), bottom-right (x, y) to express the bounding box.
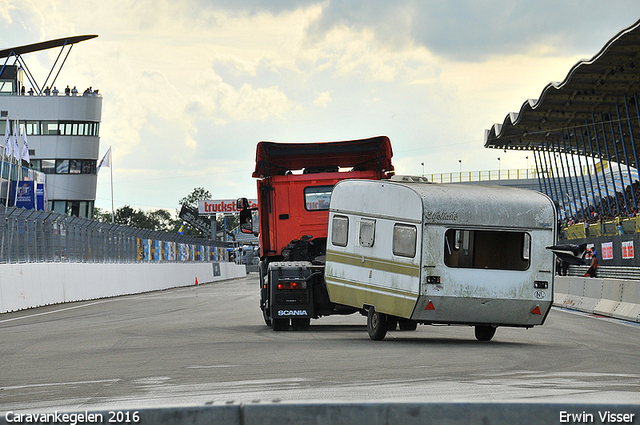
top-left (2, 403), bottom-right (639, 425)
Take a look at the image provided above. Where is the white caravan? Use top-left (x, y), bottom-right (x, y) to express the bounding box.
top-left (325, 177), bottom-right (557, 341)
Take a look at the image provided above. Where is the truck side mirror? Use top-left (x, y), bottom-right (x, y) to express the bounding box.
top-left (237, 198), bottom-right (253, 234)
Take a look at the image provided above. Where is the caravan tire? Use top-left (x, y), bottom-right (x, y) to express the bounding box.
top-left (475, 325), bottom-right (496, 341)
top-left (367, 308), bottom-right (388, 341)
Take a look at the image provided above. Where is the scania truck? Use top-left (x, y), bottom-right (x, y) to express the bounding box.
top-left (237, 136), bottom-right (394, 331)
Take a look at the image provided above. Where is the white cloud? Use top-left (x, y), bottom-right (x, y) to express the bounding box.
top-left (313, 91), bottom-right (331, 107)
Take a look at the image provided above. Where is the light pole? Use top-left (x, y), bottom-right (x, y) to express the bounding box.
top-left (421, 162), bottom-right (424, 177)
top-left (497, 157), bottom-right (501, 179)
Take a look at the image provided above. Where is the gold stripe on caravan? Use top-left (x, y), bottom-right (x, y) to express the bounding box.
top-left (326, 276), bottom-right (418, 318)
top-left (326, 250), bottom-right (420, 277)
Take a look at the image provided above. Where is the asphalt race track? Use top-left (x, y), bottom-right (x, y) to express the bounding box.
top-left (1, 274), bottom-right (639, 411)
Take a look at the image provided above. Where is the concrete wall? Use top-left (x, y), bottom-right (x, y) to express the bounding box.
top-left (0, 261), bottom-right (246, 314)
top-left (554, 275), bottom-right (640, 322)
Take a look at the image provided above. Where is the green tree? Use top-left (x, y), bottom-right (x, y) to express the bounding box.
top-left (95, 205), bottom-right (182, 232)
top-left (178, 187), bottom-right (212, 209)
top-left (93, 207), bottom-right (112, 222)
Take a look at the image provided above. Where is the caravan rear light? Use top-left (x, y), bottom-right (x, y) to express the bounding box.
top-left (426, 276), bottom-right (440, 284)
top-left (277, 281), bottom-right (307, 290)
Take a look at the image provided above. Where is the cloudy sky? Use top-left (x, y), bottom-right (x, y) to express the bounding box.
top-left (2, 1), bottom-right (640, 213)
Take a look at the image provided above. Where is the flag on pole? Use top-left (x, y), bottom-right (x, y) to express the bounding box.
top-left (97, 147), bottom-right (111, 173)
top-left (4, 117), bottom-right (12, 159)
top-left (21, 129), bottom-right (29, 163)
top-left (12, 130), bottom-right (19, 161)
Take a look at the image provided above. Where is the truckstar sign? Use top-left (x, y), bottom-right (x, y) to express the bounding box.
top-left (198, 199), bottom-right (258, 215)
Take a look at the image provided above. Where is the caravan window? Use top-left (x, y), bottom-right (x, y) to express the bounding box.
top-left (444, 229), bottom-right (530, 271)
top-left (331, 215), bottom-right (349, 247)
top-left (393, 224), bottom-right (417, 258)
top-left (359, 219), bottom-right (376, 247)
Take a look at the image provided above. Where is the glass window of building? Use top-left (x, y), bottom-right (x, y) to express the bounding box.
top-left (56, 159), bottom-right (69, 174)
top-left (41, 121), bottom-right (58, 135)
top-left (41, 159), bottom-right (55, 174)
top-left (69, 160), bottom-right (81, 174)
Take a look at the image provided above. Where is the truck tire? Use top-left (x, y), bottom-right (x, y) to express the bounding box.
top-left (399, 319), bottom-right (418, 331)
top-left (367, 308), bottom-right (388, 341)
top-left (475, 325), bottom-right (496, 341)
top-left (262, 308), bottom-right (272, 327)
top-left (291, 318), bottom-right (310, 331)
top-left (272, 318), bottom-right (290, 331)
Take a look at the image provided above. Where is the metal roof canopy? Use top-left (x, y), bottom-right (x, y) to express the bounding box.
top-left (0, 34), bottom-right (98, 95)
top-left (484, 19), bottom-right (640, 166)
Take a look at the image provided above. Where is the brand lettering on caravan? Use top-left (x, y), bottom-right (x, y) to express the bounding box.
top-left (198, 199), bottom-right (258, 215)
top-left (278, 310), bottom-right (308, 316)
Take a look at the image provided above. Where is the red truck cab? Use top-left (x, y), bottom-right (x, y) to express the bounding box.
top-left (240, 136), bottom-right (394, 330)
top-left (252, 136), bottom-right (394, 259)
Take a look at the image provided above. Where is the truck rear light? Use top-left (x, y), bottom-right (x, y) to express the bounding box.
top-left (277, 281), bottom-right (307, 290)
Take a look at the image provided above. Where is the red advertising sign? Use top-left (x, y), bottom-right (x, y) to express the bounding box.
top-left (622, 241), bottom-right (634, 259)
top-left (601, 242), bottom-right (614, 260)
top-left (198, 199), bottom-right (258, 215)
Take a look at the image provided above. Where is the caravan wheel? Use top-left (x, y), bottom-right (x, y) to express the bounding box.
top-left (475, 325), bottom-right (496, 341)
top-left (367, 308), bottom-right (388, 341)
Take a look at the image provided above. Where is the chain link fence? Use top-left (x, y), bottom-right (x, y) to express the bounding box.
top-left (0, 207), bottom-right (231, 264)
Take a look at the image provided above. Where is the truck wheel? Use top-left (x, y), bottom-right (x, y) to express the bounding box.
top-left (399, 319), bottom-right (418, 331)
top-left (291, 318), bottom-right (310, 331)
top-left (272, 318), bottom-right (290, 331)
top-left (475, 325), bottom-right (496, 341)
top-left (262, 308), bottom-right (272, 327)
top-left (367, 308), bottom-right (388, 341)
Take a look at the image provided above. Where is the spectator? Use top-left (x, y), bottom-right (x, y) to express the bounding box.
top-left (584, 248), bottom-right (598, 278)
top-left (71, 86), bottom-right (78, 96)
top-left (65, 85), bottom-right (71, 96)
top-left (52, 86), bottom-right (59, 95)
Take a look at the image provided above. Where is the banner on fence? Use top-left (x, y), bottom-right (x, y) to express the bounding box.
top-left (12, 181), bottom-right (45, 211)
top-left (622, 241), bottom-right (635, 259)
top-left (601, 241), bottom-right (614, 260)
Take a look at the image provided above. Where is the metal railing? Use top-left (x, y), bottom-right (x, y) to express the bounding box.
top-left (0, 207), bottom-right (229, 264)
top-left (426, 168), bottom-right (537, 183)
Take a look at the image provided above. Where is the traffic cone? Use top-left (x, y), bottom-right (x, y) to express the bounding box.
top-left (195, 277), bottom-right (199, 286)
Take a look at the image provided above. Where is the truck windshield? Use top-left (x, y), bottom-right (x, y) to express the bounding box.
top-left (304, 186), bottom-right (333, 211)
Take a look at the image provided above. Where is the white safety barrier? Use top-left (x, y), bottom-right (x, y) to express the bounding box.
top-left (554, 276), bottom-right (640, 322)
top-left (0, 262), bottom-right (246, 314)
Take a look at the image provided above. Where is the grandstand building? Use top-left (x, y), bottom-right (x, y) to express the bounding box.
top-left (485, 18), bottom-right (640, 267)
top-left (0, 35), bottom-right (101, 218)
